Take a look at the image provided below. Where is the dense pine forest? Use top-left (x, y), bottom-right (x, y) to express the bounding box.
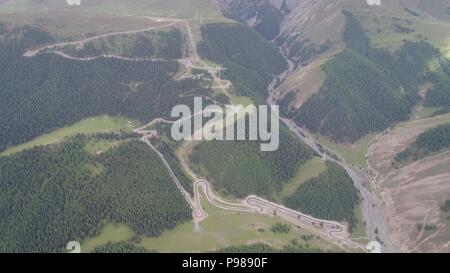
top-left (91, 241), bottom-right (152, 253)
top-left (395, 123), bottom-right (450, 164)
top-left (0, 23), bottom-right (7, 35)
top-left (441, 199), bottom-right (450, 212)
top-left (283, 161), bottom-right (359, 230)
top-left (92, 240), bottom-right (325, 253)
top-left (0, 26), bottom-right (211, 152)
top-left (425, 73), bottom-right (450, 109)
top-left (60, 28), bottom-right (183, 60)
top-left (214, 242), bottom-right (324, 253)
top-left (293, 11), bottom-right (448, 143)
top-left (342, 10), bottom-right (370, 56)
top-left (295, 49), bottom-right (410, 142)
top-left (150, 122), bottom-right (194, 195)
top-left (424, 48), bottom-right (450, 111)
top-left (189, 126), bottom-right (314, 197)
top-left (198, 23), bottom-right (288, 102)
top-left (0, 138), bottom-right (191, 252)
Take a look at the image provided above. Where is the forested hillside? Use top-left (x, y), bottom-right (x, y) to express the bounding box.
top-left (198, 23), bottom-right (287, 102)
top-left (442, 199), bottom-right (450, 213)
top-left (91, 241), bottom-right (152, 253)
top-left (293, 11), bottom-right (445, 143)
top-left (150, 122), bottom-right (194, 195)
top-left (342, 10), bottom-right (370, 56)
top-left (189, 127), bottom-right (314, 197)
top-left (395, 123), bottom-right (450, 164)
top-left (59, 28), bottom-right (183, 60)
top-left (425, 77), bottom-right (450, 108)
top-left (283, 161), bottom-right (359, 231)
top-left (0, 26), bottom-right (211, 152)
top-left (0, 23), bottom-right (6, 35)
top-left (1, 25), bottom-right (54, 49)
top-left (295, 49), bottom-right (409, 142)
top-left (214, 242), bottom-right (324, 253)
top-left (0, 138), bottom-right (191, 252)
top-left (221, 0), bottom-right (284, 40)
top-left (424, 58), bottom-right (450, 110)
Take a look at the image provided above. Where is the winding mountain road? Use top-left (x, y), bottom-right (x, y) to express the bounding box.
top-left (23, 19), bottom-right (179, 58)
top-left (133, 116), bottom-right (371, 251)
top-left (23, 16), bottom-right (231, 96)
top-left (23, 15), bottom-right (381, 252)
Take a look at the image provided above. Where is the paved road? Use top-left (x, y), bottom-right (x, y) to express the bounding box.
top-left (23, 19), bottom-right (179, 57)
top-left (134, 121), bottom-right (198, 214)
top-left (23, 16), bottom-right (231, 98)
top-left (44, 51), bottom-right (169, 62)
top-left (134, 116), bottom-right (371, 251)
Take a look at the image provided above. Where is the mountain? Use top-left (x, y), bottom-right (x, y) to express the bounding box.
top-left (218, 0), bottom-right (450, 142)
top-left (216, 0), bottom-right (450, 253)
top-left (2, 0), bottom-right (450, 254)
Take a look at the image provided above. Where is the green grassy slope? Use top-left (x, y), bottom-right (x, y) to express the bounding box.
top-left (0, 116), bottom-right (137, 156)
top-left (0, 0), bottom-right (224, 19)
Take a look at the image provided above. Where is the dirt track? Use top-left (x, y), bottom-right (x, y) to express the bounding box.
top-left (383, 151), bottom-right (450, 252)
top-left (367, 113), bottom-right (450, 183)
top-left (366, 113), bottom-right (450, 252)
